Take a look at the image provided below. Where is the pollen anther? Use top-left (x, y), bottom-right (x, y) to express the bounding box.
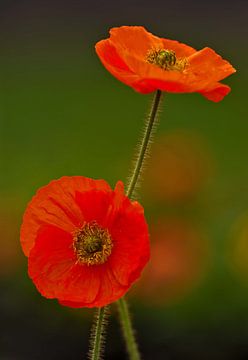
top-left (146, 49), bottom-right (188, 71)
top-left (73, 221), bottom-right (113, 266)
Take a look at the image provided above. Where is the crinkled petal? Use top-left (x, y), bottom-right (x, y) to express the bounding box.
top-left (21, 176), bottom-right (111, 256)
top-left (58, 265), bottom-right (128, 308)
top-left (188, 47), bottom-right (236, 85)
top-left (109, 26), bottom-right (164, 59)
top-left (28, 225), bottom-right (101, 304)
top-left (75, 189), bottom-right (113, 228)
top-left (92, 264), bottom-right (129, 307)
top-left (161, 38), bottom-right (196, 57)
top-left (199, 82), bottom-right (231, 102)
top-left (95, 36), bottom-right (158, 93)
top-left (95, 39), bottom-right (140, 88)
top-left (74, 180), bottom-right (125, 228)
top-left (108, 198), bottom-right (150, 287)
top-left (134, 74), bottom-right (194, 93)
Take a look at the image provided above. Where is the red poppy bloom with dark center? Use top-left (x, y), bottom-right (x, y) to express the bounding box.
top-left (20, 176), bottom-right (149, 308)
top-left (95, 26), bottom-right (236, 102)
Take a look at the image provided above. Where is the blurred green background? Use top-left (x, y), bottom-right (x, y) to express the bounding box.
top-left (1, 0), bottom-right (248, 358)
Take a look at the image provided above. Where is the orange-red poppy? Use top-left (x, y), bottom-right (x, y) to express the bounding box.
top-left (20, 176), bottom-right (149, 308)
top-left (95, 26), bottom-right (236, 102)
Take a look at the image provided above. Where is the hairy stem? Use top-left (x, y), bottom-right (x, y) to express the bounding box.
top-left (126, 90), bottom-right (162, 199)
top-left (117, 298), bottom-right (140, 360)
top-left (117, 90), bottom-right (163, 360)
top-left (88, 306), bottom-right (109, 360)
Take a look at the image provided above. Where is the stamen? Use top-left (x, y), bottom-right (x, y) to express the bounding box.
top-left (73, 221), bottom-right (113, 266)
top-left (146, 49), bottom-right (187, 71)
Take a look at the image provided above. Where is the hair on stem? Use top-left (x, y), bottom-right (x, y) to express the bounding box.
top-left (88, 306), bottom-right (110, 360)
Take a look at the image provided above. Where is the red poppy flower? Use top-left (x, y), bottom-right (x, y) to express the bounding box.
top-left (95, 26), bottom-right (236, 102)
top-left (20, 176), bottom-right (149, 308)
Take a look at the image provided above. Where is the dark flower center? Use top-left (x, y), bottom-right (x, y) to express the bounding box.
top-left (73, 221), bottom-right (113, 266)
top-left (146, 49), bottom-right (187, 71)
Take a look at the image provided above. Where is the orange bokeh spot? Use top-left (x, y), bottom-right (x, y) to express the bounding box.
top-left (144, 130), bottom-right (214, 202)
top-left (134, 217), bottom-right (210, 304)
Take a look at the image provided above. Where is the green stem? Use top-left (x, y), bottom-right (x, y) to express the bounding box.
top-left (117, 298), bottom-right (140, 360)
top-left (117, 90), bottom-right (163, 360)
top-left (126, 90), bottom-right (162, 199)
top-left (89, 306), bottom-right (108, 360)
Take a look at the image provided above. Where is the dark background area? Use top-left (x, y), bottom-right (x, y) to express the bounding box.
top-left (1, 0), bottom-right (248, 358)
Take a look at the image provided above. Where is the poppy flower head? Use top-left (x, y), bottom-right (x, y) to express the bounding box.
top-left (20, 176), bottom-right (150, 308)
top-left (95, 26), bottom-right (236, 102)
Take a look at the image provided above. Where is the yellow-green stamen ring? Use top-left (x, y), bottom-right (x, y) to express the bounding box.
top-left (73, 221), bottom-right (113, 266)
top-left (146, 49), bottom-right (187, 71)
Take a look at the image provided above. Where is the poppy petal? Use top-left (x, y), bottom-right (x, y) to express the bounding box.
top-left (74, 180), bottom-right (126, 229)
top-left (161, 38), bottom-right (196, 57)
top-left (21, 176), bottom-right (111, 256)
top-left (112, 51), bottom-right (186, 90)
top-left (109, 26), bottom-right (164, 59)
top-left (28, 225), bottom-right (101, 304)
top-left (58, 265), bottom-right (128, 308)
top-left (95, 39), bottom-right (140, 87)
top-left (92, 264), bottom-right (128, 307)
top-left (135, 75), bottom-right (192, 93)
top-left (188, 47), bottom-right (236, 84)
top-left (75, 189), bottom-right (113, 227)
top-left (199, 83), bottom-right (231, 102)
top-left (108, 199), bottom-right (150, 287)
